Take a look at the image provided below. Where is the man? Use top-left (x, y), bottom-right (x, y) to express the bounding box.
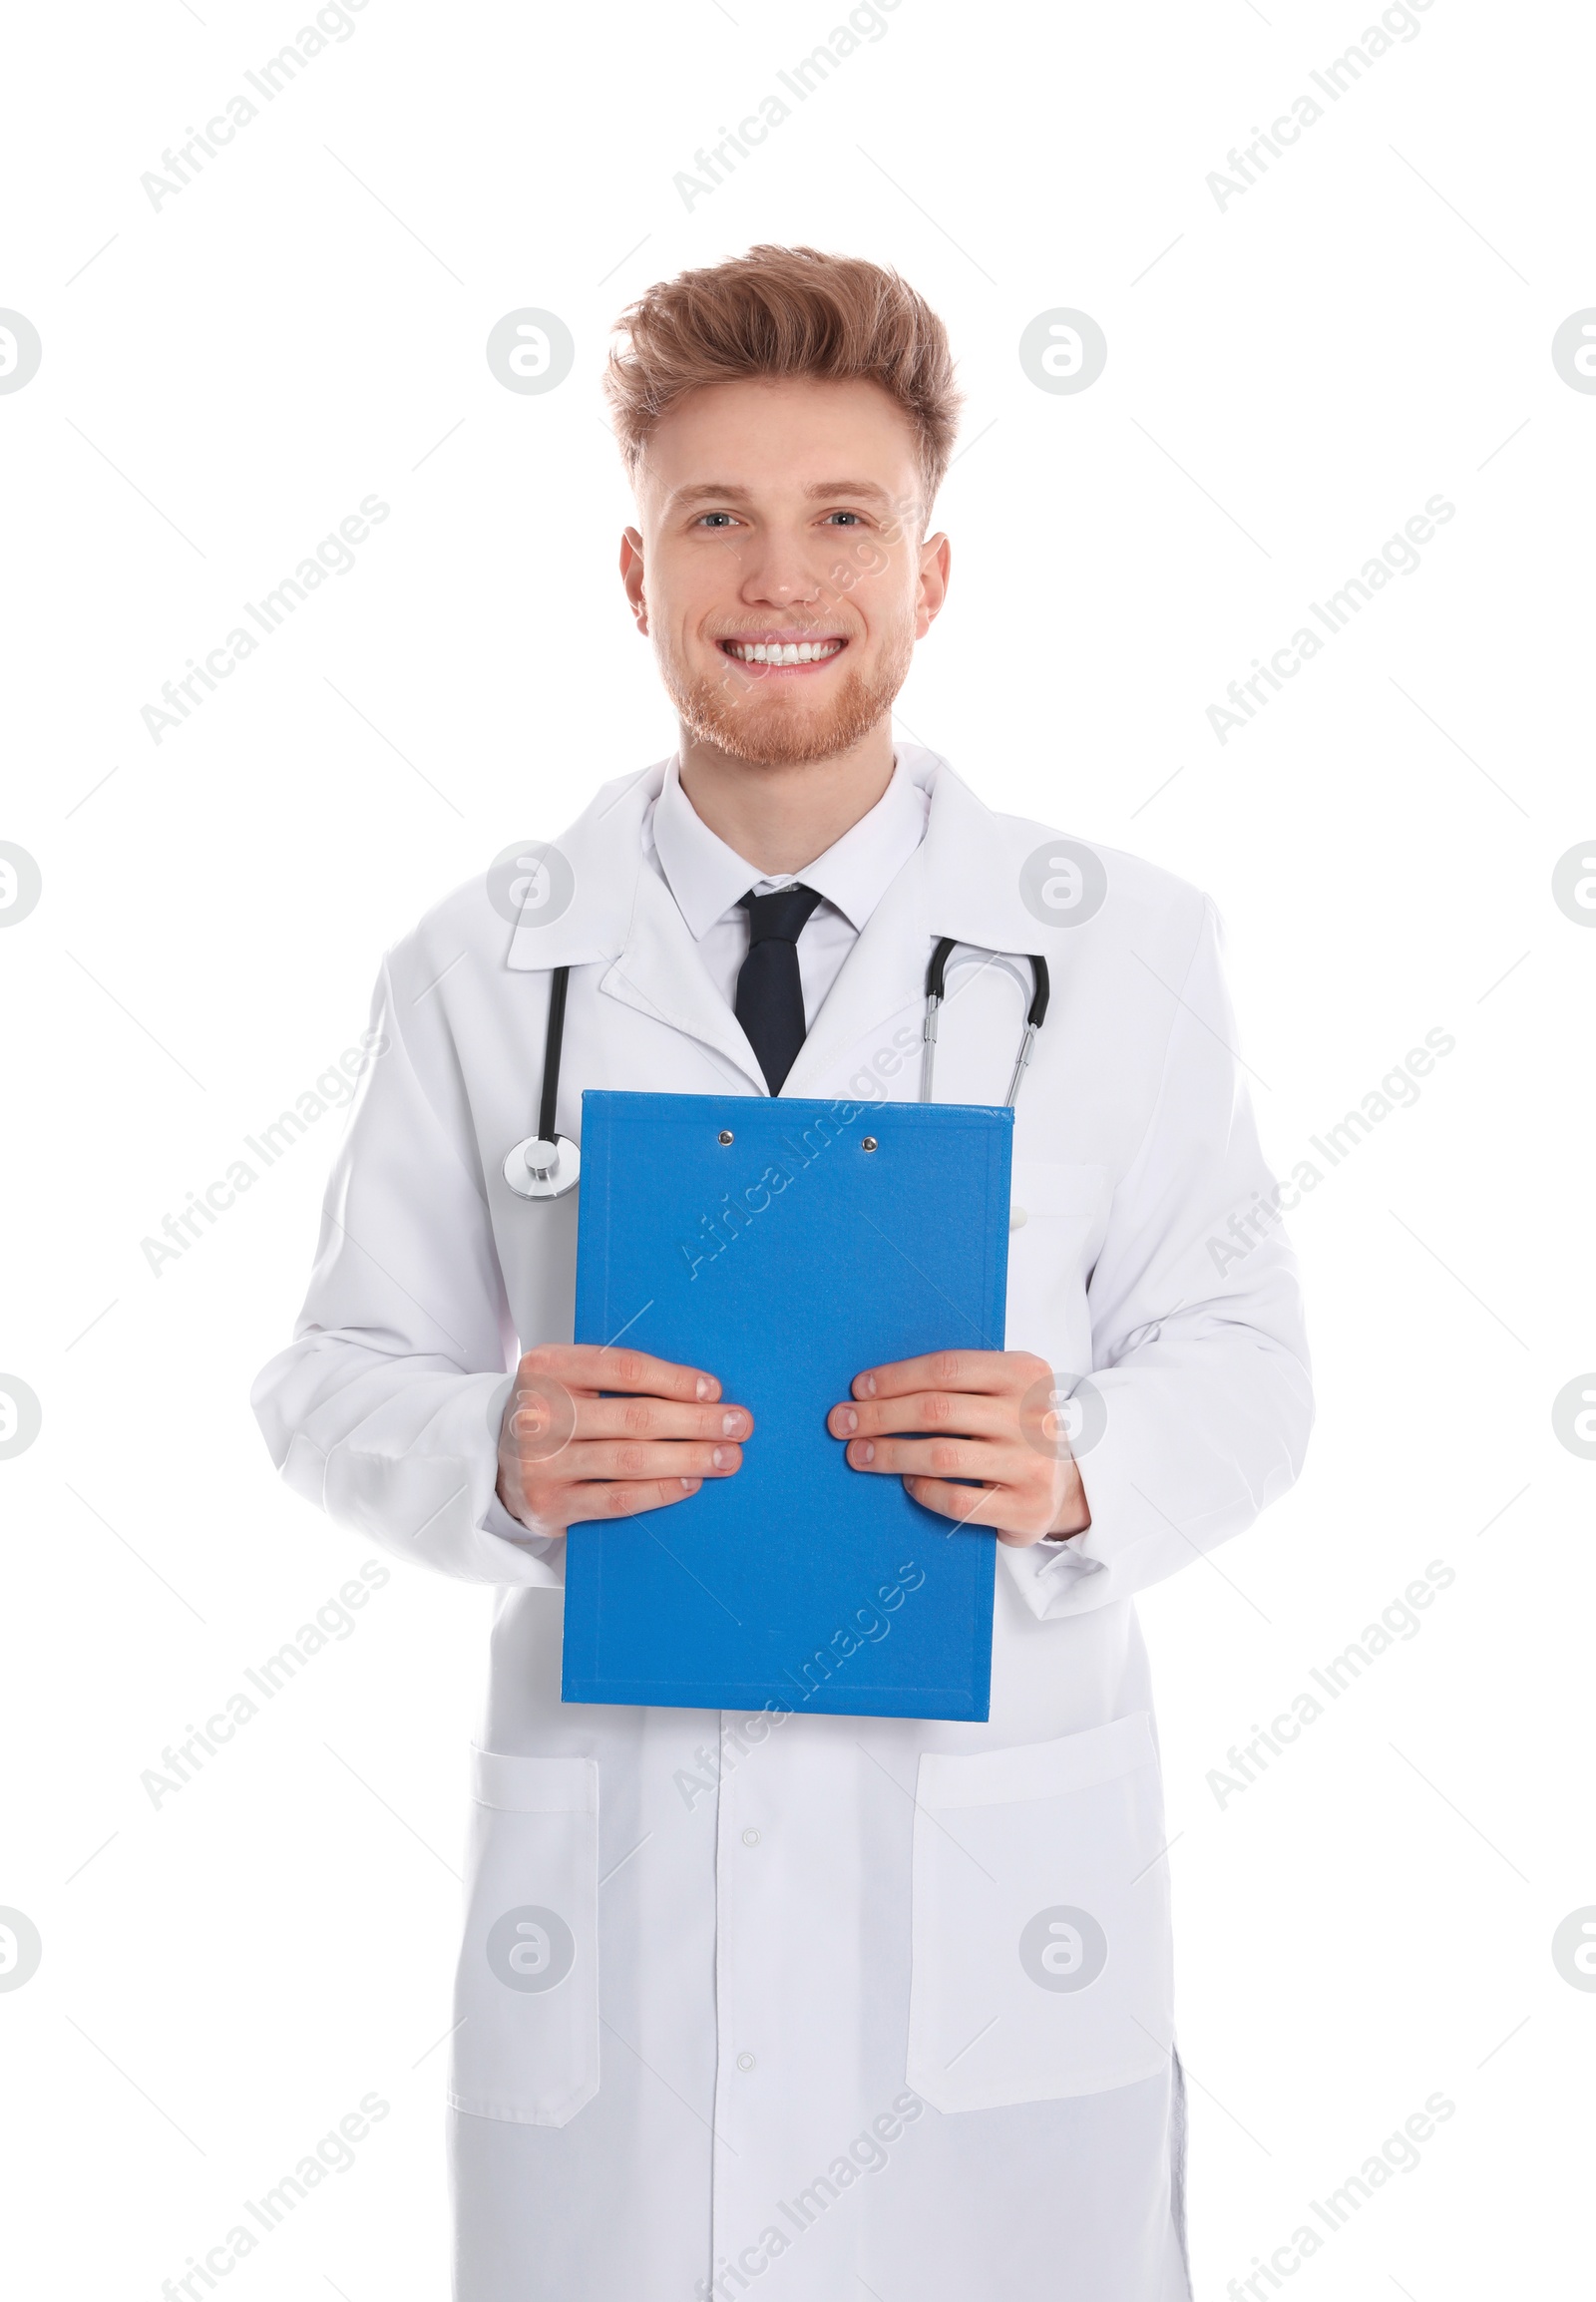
top-left (253, 244), bottom-right (1312, 2301)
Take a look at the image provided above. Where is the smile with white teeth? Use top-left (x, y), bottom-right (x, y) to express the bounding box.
top-left (722, 638), bottom-right (845, 665)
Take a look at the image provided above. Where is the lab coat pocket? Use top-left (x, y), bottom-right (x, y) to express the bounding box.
top-left (907, 1713), bottom-right (1172, 2111)
top-left (449, 1749), bottom-right (599, 2126)
top-left (1004, 1161), bottom-right (1108, 1372)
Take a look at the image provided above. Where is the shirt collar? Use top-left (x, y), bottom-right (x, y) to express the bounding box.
top-left (649, 751), bottom-right (933, 944)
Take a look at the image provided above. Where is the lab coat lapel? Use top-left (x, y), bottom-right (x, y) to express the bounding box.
top-left (502, 759), bottom-right (766, 1092)
top-left (602, 865), bottom-right (767, 1093)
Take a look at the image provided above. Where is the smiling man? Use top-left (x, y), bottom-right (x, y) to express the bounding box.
top-left (253, 245), bottom-right (1312, 2302)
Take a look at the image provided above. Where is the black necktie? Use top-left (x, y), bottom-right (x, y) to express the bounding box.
top-left (735, 884), bottom-right (823, 1093)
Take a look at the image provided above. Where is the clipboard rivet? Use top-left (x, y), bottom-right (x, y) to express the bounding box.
top-left (861, 1136), bottom-right (878, 1152)
top-left (717, 1129), bottom-right (734, 1144)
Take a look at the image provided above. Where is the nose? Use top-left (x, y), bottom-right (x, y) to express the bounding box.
top-left (734, 528), bottom-right (828, 609)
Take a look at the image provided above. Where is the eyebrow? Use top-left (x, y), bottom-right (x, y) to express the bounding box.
top-left (667, 478), bottom-right (897, 510)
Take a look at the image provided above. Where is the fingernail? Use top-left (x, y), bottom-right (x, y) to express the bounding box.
top-left (722, 1410), bottom-right (741, 1436)
top-left (712, 1447), bottom-right (730, 1469)
top-left (854, 1441), bottom-right (875, 1464)
top-left (836, 1406), bottom-right (858, 1434)
top-left (859, 1373), bottom-right (877, 1398)
top-left (695, 1376), bottom-right (712, 1400)
top-left (680, 1476), bottom-right (700, 1491)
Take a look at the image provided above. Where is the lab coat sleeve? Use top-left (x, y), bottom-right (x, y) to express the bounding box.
top-left (1005, 899), bottom-right (1313, 1621)
top-left (250, 958), bottom-right (562, 1587)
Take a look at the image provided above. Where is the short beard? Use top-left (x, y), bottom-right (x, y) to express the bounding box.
top-left (658, 625), bottom-right (914, 769)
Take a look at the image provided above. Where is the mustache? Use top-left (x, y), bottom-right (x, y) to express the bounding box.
top-left (708, 624), bottom-right (854, 642)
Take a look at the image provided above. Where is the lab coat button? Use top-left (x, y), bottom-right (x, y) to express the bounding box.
top-left (736, 2052), bottom-right (756, 2072)
top-left (1009, 1204), bottom-right (1027, 1230)
top-left (741, 1827), bottom-right (760, 1846)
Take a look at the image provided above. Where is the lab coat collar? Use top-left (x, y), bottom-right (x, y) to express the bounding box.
top-left (504, 762), bottom-right (666, 971)
top-left (501, 760), bottom-right (768, 1088)
top-left (503, 745), bottom-right (1063, 1093)
top-left (505, 745), bottom-right (1050, 969)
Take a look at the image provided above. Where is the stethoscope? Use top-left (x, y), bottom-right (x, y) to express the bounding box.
top-left (503, 939), bottom-right (1051, 1201)
top-left (920, 937), bottom-right (1050, 1107)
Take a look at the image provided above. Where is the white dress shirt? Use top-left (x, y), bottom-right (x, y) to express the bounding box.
top-left (645, 751), bottom-right (932, 1029)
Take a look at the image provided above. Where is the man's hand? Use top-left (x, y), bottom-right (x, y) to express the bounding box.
top-left (826, 1349), bottom-right (1091, 1547)
top-left (496, 1344), bottom-right (750, 1537)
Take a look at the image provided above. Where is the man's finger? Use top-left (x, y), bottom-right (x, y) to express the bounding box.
top-left (828, 1391), bottom-right (1011, 1442)
top-left (549, 1439), bottom-right (742, 1482)
top-left (520, 1342), bottom-right (723, 1402)
top-left (845, 1434), bottom-right (1016, 1482)
top-left (569, 1397), bottom-right (752, 1444)
top-left (898, 1474), bottom-right (1006, 1529)
top-left (564, 1475), bottom-right (706, 1524)
top-left (849, 1349), bottom-right (1030, 1402)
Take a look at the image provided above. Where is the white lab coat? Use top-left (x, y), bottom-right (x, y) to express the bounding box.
top-left (252, 747), bottom-right (1312, 2302)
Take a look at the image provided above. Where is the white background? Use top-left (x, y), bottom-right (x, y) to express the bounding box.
top-left (2, 0), bottom-right (1592, 2294)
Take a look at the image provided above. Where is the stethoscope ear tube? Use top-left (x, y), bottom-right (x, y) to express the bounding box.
top-left (920, 940), bottom-right (1050, 1108)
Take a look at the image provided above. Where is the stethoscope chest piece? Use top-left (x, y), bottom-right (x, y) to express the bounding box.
top-left (503, 1133), bottom-right (581, 1200)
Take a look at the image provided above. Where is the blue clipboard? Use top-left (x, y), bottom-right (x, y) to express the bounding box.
top-left (562, 1089), bottom-right (1012, 1721)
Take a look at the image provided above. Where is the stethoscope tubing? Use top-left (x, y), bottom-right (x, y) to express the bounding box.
top-left (508, 938), bottom-right (1050, 1198)
top-left (920, 939), bottom-right (1050, 1108)
top-left (538, 964), bottom-right (571, 1145)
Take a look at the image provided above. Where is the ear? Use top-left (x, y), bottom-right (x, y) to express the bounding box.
top-left (915, 531), bottom-right (952, 638)
top-left (619, 527), bottom-right (648, 632)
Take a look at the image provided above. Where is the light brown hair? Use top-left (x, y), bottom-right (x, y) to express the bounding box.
top-left (604, 244), bottom-right (962, 516)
